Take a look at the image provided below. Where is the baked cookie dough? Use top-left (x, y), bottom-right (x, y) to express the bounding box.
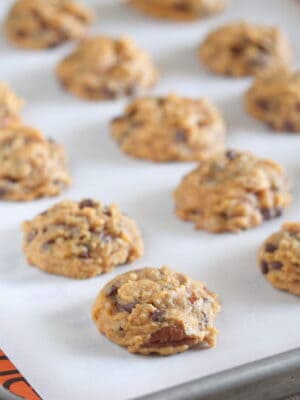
top-left (56, 36), bottom-right (159, 101)
top-left (22, 199), bottom-right (144, 279)
top-left (174, 150), bottom-right (291, 233)
top-left (0, 125), bottom-right (70, 201)
top-left (258, 222), bottom-right (300, 296)
top-left (0, 82), bottom-right (24, 128)
top-left (92, 266), bottom-right (220, 355)
top-left (111, 94), bottom-right (226, 162)
top-left (245, 70), bottom-right (300, 132)
top-left (127, 0), bottom-right (227, 21)
top-left (199, 22), bottom-right (292, 77)
top-left (5, 0), bottom-right (93, 50)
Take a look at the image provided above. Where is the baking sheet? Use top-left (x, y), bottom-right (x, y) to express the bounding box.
top-left (0, 0), bottom-right (299, 399)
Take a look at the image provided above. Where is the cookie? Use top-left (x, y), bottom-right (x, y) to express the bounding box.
top-left (5, 0), bottom-right (93, 50)
top-left (127, 0), bottom-right (227, 21)
top-left (258, 222), bottom-right (300, 296)
top-left (0, 125), bottom-right (70, 201)
top-left (56, 36), bottom-right (159, 101)
top-left (199, 22), bottom-right (292, 77)
top-left (111, 94), bottom-right (226, 162)
top-left (0, 82), bottom-right (24, 128)
top-left (245, 70), bottom-right (300, 132)
top-left (22, 199), bottom-right (144, 279)
top-left (92, 266), bottom-right (220, 355)
top-left (174, 150), bottom-right (291, 233)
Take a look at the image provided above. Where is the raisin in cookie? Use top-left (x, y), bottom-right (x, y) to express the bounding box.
top-left (0, 82), bottom-right (24, 128)
top-left (127, 0), bottom-right (227, 21)
top-left (92, 266), bottom-right (220, 355)
top-left (0, 125), bottom-right (70, 201)
top-left (56, 36), bottom-right (159, 101)
top-left (245, 70), bottom-right (300, 132)
top-left (5, 0), bottom-right (93, 50)
top-left (199, 22), bottom-right (292, 77)
top-left (174, 150), bottom-right (291, 233)
top-left (258, 223), bottom-right (300, 296)
top-left (22, 199), bottom-right (144, 279)
top-left (111, 94), bottom-right (225, 162)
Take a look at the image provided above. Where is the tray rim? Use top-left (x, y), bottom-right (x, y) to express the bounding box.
top-left (135, 347), bottom-right (300, 400)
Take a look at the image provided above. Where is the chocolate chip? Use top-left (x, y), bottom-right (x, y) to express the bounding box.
top-left (270, 261), bottom-right (283, 270)
top-left (27, 230), bottom-right (38, 243)
top-left (261, 208), bottom-right (282, 221)
top-left (79, 199), bottom-right (96, 209)
top-left (144, 325), bottom-right (196, 348)
top-left (265, 243), bottom-right (278, 253)
top-left (283, 120), bottom-right (295, 132)
top-left (261, 261), bottom-right (269, 274)
top-left (174, 130), bottom-right (186, 143)
top-left (0, 188), bottom-right (7, 197)
top-left (295, 103), bottom-right (300, 112)
top-left (116, 302), bottom-right (137, 313)
top-left (125, 85), bottom-right (137, 96)
top-left (151, 310), bottom-right (165, 322)
top-left (231, 44), bottom-right (244, 55)
top-left (107, 285), bottom-right (119, 297)
top-left (16, 30), bottom-right (27, 37)
top-left (101, 87), bottom-right (117, 99)
top-left (256, 99), bottom-right (270, 111)
top-left (173, 2), bottom-right (190, 11)
top-left (225, 150), bottom-right (237, 160)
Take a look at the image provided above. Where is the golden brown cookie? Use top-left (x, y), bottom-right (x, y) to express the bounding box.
top-left (245, 69), bottom-right (300, 132)
top-left (110, 94), bottom-right (226, 162)
top-left (22, 199), bottom-right (144, 279)
top-left (56, 36), bottom-right (159, 101)
top-left (199, 22), bottom-right (292, 77)
top-left (0, 82), bottom-right (24, 128)
top-left (0, 125), bottom-right (70, 201)
top-left (127, 0), bottom-right (227, 21)
top-left (5, 0), bottom-right (93, 50)
top-left (92, 266), bottom-right (220, 355)
top-left (258, 222), bottom-right (300, 296)
top-left (174, 150), bottom-right (291, 233)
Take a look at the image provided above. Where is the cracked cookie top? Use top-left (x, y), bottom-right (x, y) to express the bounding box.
top-left (245, 69), bottom-right (300, 132)
top-left (258, 222), bottom-right (300, 296)
top-left (92, 266), bottom-right (220, 355)
top-left (199, 22), bottom-right (292, 77)
top-left (0, 125), bottom-right (70, 201)
top-left (127, 0), bottom-right (227, 21)
top-left (110, 94), bottom-right (226, 162)
top-left (174, 150), bottom-right (291, 232)
top-left (5, 0), bottom-right (93, 49)
top-left (0, 82), bottom-right (24, 129)
top-left (22, 199), bottom-right (144, 279)
top-left (56, 36), bottom-right (159, 101)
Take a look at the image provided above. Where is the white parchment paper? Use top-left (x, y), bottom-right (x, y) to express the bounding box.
top-left (0, 1), bottom-right (299, 399)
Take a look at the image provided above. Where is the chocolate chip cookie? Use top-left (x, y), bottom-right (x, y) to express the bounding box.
top-left (127, 0), bottom-right (227, 21)
top-left (5, 0), bottom-right (93, 50)
top-left (56, 36), bottom-right (159, 101)
top-left (0, 125), bottom-right (70, 201)
top-left (111, 94), bottom-right (226, 162)
top-left (174, 150), bottom-right (291, 233)
top-left (0, 82), bottom-right (24, 128)
top-left (22, 199), bottom-right (144, 279)
top-left (258, 222), bottom-right (300, 296)
top-left (92, 266), bottom-right (220, 355)
top-left (245, 70), bottom-right (300, 132)
top-left (199, 22), bottom-right (292, 77)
